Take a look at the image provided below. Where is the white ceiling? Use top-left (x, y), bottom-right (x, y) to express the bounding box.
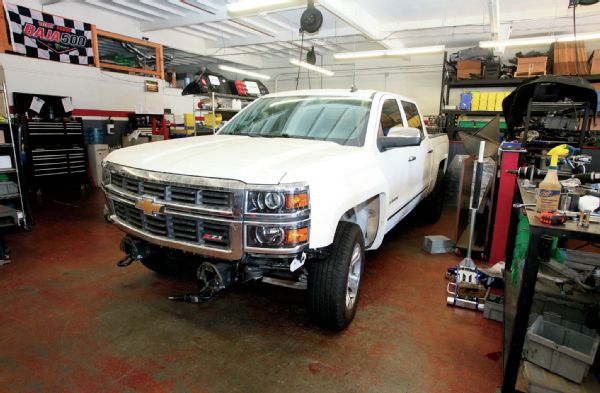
top-left (42, 0), bottom-right (600, 62)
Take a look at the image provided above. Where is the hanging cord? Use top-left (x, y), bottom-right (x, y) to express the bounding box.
top-left (295, 31), bottom-right (305, 90)
top-left (573, 4), bottom-right (580, 76)
top-left (308, 68), bottom-right (311, 89)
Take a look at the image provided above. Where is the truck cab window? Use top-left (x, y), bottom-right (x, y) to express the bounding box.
top-left (379, 99), bottom-right (404, 137)
top-left (401, 100), bottom-right (424, 134)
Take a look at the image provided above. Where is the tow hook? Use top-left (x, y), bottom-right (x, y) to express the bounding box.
top-left (290, 252), bottom-right (307, 272)
top-left (169, 262), bottom-right (233, 304)
top-left (116, 236), bottom-right (149, 267)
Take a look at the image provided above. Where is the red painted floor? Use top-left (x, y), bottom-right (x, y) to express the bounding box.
top-left (0, 189), bottom-right (502, 393)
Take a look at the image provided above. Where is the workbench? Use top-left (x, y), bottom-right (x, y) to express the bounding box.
top-left (501, 179), bottom-right (600, 392)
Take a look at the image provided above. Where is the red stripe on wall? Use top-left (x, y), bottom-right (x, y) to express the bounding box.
top-left (9, 106), bottom-right (133, 118)
top-left (72, 109), bottom-right (133, 117)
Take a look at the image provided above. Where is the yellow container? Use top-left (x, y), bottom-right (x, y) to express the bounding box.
top-left (471, 91), bottom-right (481, 111)
top-left (184, 113), bottom-right (195, 127)
top-left (487, 93), bottom-right (497, 111)
top-left (479, 92), bottom-right (489, 111)
top-left (204, 112), bottom-right (222, 127)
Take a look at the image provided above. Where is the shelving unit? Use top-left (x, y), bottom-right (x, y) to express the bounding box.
top-left (439, 51), bottom-right (600, 140)
top-left (192, 92), bottom-right (256, 134)
top-left (0, 83), bottom-right (30, 236)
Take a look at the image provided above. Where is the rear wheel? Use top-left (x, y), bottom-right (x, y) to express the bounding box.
top-left (307, 222), bottom-right (365, 330)
top-left (422, 168), bottom-right (445, 223)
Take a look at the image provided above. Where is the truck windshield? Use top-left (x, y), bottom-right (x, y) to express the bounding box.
top-left (218, 96), bottom-right (372, 146)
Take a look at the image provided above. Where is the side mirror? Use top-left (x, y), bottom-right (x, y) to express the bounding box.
top-left (379, 127), bottom-right (421, 150)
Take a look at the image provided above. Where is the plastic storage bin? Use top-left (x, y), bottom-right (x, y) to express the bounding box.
top-left (0, 181), bottom-right (18, 195)
top-left (524, 315), bottom-right (599, 383)
top-left (483, 294), bottom-right (503, 322)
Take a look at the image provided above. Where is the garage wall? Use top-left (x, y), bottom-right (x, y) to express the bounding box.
top-left (253, 53), bottom-right (445, 116)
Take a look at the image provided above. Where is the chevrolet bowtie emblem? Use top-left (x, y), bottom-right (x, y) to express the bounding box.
top-left (136, 197), bottom-right (164, 216)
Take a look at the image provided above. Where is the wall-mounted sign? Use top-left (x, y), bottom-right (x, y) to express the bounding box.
top-left (4, 2), bottom-right (95, 65)
top-left (144, 80), bottom-right (159, 93)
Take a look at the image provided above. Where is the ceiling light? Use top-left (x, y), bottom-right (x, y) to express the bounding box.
top-left (218, 64), bottom-right (271, 80)
top-left (557, 32), bottom-right (600, 42)
top-left (480, 36), bottom-right (556, 48)
top-left (227, 0), bottom-right (306, 16)
top-left (85, 1), bottom-right (154, 21)
top-left (174, 27), bottom-right (218, 41)
top-left (289, 58), bottom-right (334, 76)
top-left (140, 0), bottom-right (186, 16)
top-left (333, 45), bottom-right (445, 60)
top-left (112, 0), bottom-right (168, 19)
top-left (167, 0), bottom-right (205, 13)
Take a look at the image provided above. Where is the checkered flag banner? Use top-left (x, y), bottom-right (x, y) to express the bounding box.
top-left (4, 2), bottom-right (95, 65)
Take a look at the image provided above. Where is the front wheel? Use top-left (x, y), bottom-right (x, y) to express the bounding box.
top-left (307, 222), bottom-right (365, 330)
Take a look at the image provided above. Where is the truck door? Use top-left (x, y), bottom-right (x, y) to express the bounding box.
top-left (376, 97), bottom-right (413, 223)
top-left (400, 100), bottom-right (434, 196)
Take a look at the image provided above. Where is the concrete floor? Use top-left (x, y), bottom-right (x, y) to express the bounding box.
top-left (0, 189), bottom-right (502, 393)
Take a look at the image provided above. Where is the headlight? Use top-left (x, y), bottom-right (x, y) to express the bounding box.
top-left (102, 162), bottom-right (111, 186)
top-left (246, 185), bottom-right (309, 214)
top-left (247, 225), bottom-right (308, 248)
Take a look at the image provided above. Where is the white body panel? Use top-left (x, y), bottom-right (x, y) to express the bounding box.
top-left (105, 89), bottom-right (449, 252)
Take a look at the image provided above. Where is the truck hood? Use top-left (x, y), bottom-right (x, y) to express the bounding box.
top-left (106, 134), bottom-right (361, 185)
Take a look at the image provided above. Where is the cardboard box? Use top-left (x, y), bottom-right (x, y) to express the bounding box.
top-left (457, 59), bottom-right (481, 79)
top-left (590, 49), bottom-right (600, 75)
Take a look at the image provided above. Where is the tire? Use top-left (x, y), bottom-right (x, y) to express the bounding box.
top-left (421, 169), bottom-right (445, 223)
top-left (307, 222), bottom-right (365, 330)
top-left (140, 250), bottom-right (182, 276)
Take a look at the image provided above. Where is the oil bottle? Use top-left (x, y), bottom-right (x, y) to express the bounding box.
top-left (535, 144), bottom-right (568, 213)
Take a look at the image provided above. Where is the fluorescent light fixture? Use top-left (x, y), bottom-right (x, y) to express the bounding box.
top-left (333, 45), bottom-right (445, 60)
top-left (167, 0), bottom-right (205, 13)
top-left (480, 36), bottom-right (556, 48)
top-left (481, 32), bottom-right (600, 48)
top-left (227, 0), bottom-right (305, 16)
top-left (140, 0), bottom-right (186, 16)
top-left (218, 64), bottom-right (271, 80)
top-left (557, 32), bottom-right (600, 42)
top-left (85, 0), bottom-right (154, 21)
top-left (112, 0), bottom-right (168, 19)
top-left (289, 58), bottom-right (334, 76)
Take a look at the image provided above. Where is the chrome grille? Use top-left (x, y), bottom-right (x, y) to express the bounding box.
top-left (113, 201), bottom-right (230, 248)
top-left (110, 171), bottom-right (232, 209)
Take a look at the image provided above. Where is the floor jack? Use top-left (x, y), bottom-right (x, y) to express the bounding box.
top-left (446, 140), bottom-right (487, 311)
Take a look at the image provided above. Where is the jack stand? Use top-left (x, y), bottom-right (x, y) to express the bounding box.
top-left (168, 262), bottom-right (231, 304)
top-left (447, 140), bottom-right (487, 312)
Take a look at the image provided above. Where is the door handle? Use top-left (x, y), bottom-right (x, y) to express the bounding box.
top-left (427, 149), bottom-right (433, 154)
top-left (408, 156), bottom-right (416, 162)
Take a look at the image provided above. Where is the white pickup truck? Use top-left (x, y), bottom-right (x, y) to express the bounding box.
top-left (102, 89), bottom-right (449, 330)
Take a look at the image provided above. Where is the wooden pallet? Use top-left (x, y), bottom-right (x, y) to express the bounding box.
top-left (515, 70), bottom-right (547, 78)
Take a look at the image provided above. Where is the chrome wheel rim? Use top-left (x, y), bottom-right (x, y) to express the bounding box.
top-left (346, 243), bottom-right (362, 310)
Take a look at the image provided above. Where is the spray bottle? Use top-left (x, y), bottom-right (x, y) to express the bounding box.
top-left (536, 144), bottom-right (569, 213)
